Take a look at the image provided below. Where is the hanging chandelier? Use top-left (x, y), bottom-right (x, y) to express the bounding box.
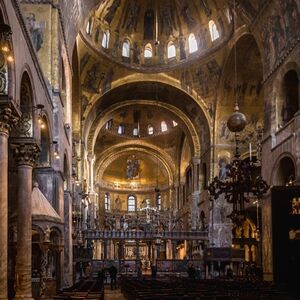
top-left (208, 131), bottom-right (269, 225)
top-left (208, 0), bottom-right (269, 226)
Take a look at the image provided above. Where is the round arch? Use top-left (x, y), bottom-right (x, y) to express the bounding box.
top-left (96, 147), bottom-right (174, 186)
top-left (82, 76), bottom-right (211, 131)
top-left (273, 61), bottom-right (300, 131)
top-left (95, 140), bottom-right (176, 175)
top-left (271, 153), bottom-right (296, 186)
top-left (215, 32), bottom-right (264, 146)
top-left (87, 99), bottom-right (201, 157)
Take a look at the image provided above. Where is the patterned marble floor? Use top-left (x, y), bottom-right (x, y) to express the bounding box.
top-left (104, 286), bottom-right (126, 300)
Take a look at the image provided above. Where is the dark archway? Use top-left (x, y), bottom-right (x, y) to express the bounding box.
top-left (274, 156), bottom-right (296, 186)
top-left (281, 70), bottom-right (299, 125)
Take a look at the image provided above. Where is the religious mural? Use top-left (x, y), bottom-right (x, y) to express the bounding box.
top-left (126, 155), bottom-right (140, 180)
top-left (25, 13), bottom-right (44, 52)
top-left (260, 0), bottom-right (300, 75)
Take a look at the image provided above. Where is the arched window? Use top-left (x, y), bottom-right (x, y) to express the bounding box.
top-left (148, 124), bottom-right (154, 135)
top-left (122, 40), bottom-right (130, 57)
top-left (161, 121), bottom-right (168, 132)
top-left (105, 193), bottom-right (110, 211)
top-left (118, 124), bottom-right (125, 135)
top-left (172, 120), bottom-right (178, 127)
top-left (209, 20), bottom-right (220, 41)
top-left (281, 70), bottom-right (299, 124)
top-left (167, 41), bottom-right (176, 59)
top-left (102, 30), bottom-right (110, 49)
top-left (133, 127), bottom-right (139, 136)
top-left (188, 34), bottom-right (198, 53)
top-left (156, 193), bottom-right (161, 210)
top-left (105, 119), bottom-right (113, 130)
top-left (19, 72), bottom-right (33, 137)
top-left (86, 17), bottom-right (93, 35)
top-left (144, 43), bottom-right (152, 58)
top-left (128, 195), bottom-right (136, 211)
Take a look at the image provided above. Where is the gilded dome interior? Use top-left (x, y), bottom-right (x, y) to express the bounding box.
top-left (82, 0), bottom-right (234, 71)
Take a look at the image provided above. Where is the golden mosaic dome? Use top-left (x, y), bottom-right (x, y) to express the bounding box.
top-left (82, 0), bottom-right (234, 71)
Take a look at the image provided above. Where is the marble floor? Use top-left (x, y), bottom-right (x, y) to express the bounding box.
top-left (104, 286), bottom-right (126, 300)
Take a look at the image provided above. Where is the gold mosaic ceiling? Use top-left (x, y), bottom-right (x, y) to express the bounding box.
top-left (82, 0), bottom-right (235, 71)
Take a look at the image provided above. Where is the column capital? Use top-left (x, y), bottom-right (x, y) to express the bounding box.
top-left (0, 97), bottom-right (20, 135)
top-left (11, 139), bottom-right (40, 167)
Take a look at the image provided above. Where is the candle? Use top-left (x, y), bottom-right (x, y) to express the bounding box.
top-left (249, 143), bottom-right (252, 161)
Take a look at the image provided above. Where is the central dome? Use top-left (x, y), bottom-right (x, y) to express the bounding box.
top-left (82, 0), bottom-right (233, 71)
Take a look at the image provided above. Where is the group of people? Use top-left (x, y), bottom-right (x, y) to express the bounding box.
top-left (98, 265), bottom-right (118, 290)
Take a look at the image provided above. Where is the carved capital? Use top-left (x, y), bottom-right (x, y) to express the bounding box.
top-left (0, 106), bottom-right (19, 135)
top-left (12, 142), bottom-right (40, 167)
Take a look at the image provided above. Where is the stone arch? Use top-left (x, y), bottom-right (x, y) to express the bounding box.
top-left (271, 154), bottom-right (296, 186)
top-left (95, 140), bottom-right (176, 176)
top-left (14, 71), bottom-right (36, 138)
top-left (215, 32), bottom-right (264, 168)
top-left (82, 76), bottom-right (211, 128)
top-left (273, 62), bottom-right (300, 129)
top-left (87, 99), bottom-right (201, 157)
top-left (96, 147), bottom-right (173, 186)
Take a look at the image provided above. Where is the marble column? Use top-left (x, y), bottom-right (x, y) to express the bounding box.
top-left (0, 102), bottom-right (19, 300)
top-left (191, 158), bottom-right (200, 230)
top-left (13, 142), bottom-right (39, 300)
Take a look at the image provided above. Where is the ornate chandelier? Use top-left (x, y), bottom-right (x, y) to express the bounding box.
top-left (208, 0), bottom-right (269, 226)
top-left (208, 131), bottom-right (269, 225)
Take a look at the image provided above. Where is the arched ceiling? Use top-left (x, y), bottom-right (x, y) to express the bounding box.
top-left (100, 150), bottom-right (170, 190)
top-left (70, 0), bottom-right (269, 192)
top-left (82, 0), bottom-right (234, 71)
top-left (79, 0), bottom-right (268, 72)
top-left (215, 33), bottom-right (264, 150)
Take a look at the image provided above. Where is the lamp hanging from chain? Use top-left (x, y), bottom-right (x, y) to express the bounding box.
top-left (208, 0), bottom-right (269, 226)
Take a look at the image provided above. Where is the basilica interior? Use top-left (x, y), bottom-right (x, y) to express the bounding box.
top-left (0, 0), bottom-right (300, 299)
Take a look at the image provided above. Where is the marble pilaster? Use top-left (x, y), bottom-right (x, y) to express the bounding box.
top-left (13, 142), bottom-right (39, 300)
top-left (0, 100), bottom-right (19, 300)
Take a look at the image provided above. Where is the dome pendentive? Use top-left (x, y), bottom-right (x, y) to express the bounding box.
top-left (82, 0), bottom-right (233, 71)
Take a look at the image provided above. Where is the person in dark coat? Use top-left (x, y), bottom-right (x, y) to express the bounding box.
top-left (151, 264), bottom-right (157, 278)
top-left (108, 265), bottom-right (118, 290)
